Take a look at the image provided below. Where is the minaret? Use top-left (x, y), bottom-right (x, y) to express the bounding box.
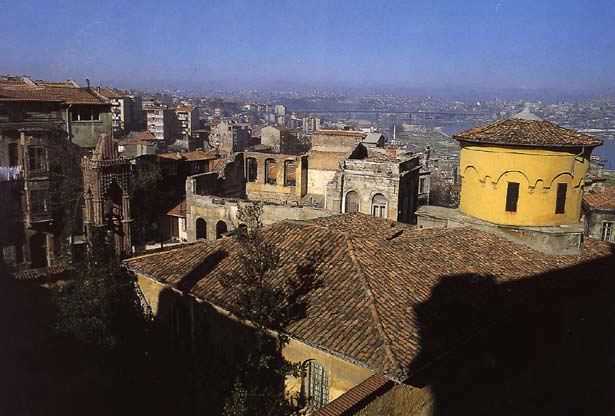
top-left (82, 134), bottom-right (132, 257)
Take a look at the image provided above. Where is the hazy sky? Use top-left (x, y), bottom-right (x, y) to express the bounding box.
top-left (1, 0), bottom-right (614, 92)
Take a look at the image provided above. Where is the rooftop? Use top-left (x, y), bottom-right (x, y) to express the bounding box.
top-left (454, 118), bottom-right (602, 148)
top-left (0, 77), bottom-right (109, 105)
top-left (584, 187), bottom-right (615, 210)
top-left (124, 213), bottom-right (614, 382)
top-left (315, 129), bottom-right (366, 138)
top-left (158, 149), bottom-right (219, 162)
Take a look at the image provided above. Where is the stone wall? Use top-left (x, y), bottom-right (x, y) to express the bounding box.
top-left (325, 155), bottom-right (420, 223)
top-left (244, 151), bottom-right (307, 203)
top-left (185, 194), bottom-right (331, 242)
top-left (584, 208), bottom-right (615, 241)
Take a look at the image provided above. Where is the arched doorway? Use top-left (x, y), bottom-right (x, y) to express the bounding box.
top-left (216, 221), bottom-right (228, 239)
top-left (196, 218), bottom-right (207, 239)
top-left (29, 233), bottom-right (47, 268)
top-left (345, 191), bottom-right (360, 213)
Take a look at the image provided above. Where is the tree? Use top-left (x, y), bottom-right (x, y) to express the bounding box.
top-left (53, 227), bottom-right (151, 350)
top-left (220, 203), bottom-right (323, 416)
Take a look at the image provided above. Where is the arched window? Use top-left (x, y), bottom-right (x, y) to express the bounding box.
top-left (284, 160), bottom-right (296, 186)
top-left (216, 220), bottom-right (228, 239)
top-left (345, 191), bottom-right (360, 213)
top-left (196, 218), bottom-right (207, 240)
top-left (303, 360), bottom-right (329, 410)
top-left (372, 193), bottom-right (387, 218)
top-left (246, 157), bottom-right (258, 182)
top-left (265, 159), bottom-right (277, 185)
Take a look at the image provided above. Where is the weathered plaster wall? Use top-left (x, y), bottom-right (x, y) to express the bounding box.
top-left (133, 273), bottom-right (375, 408)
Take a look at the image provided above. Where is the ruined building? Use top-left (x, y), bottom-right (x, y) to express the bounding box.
top-left (82, 134), bottom-right (132, 257)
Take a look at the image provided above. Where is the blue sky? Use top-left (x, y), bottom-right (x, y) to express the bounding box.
top-left (1, 0), bottom-right (614, 92)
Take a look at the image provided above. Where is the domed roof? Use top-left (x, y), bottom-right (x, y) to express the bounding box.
top-left (510, 108), bottom-right (543, 121)
top-left (454, 118), bottom-right (602, 148)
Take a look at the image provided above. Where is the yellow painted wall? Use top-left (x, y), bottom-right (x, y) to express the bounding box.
top-left (134, 273), bottom-right (374, 406)
top-left (458, 144), bottom-right (590, 226)
top-left (283, 338), bottom-right (375, 404)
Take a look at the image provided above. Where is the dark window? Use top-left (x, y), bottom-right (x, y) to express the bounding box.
top-left (28, 146), bottom-right (46, 171)
top-left (505, 182), bottom-right (519, 212)
top-left (196, 218), bottom-right (207, 239)
top-left (29, 233), bottom-right (48, 268)
top-left (265, 159), bottom-right (277, 185)
top-left (216, 221), bottom-right (228, 239)
top-left (8, 143), bottom-right (19, 166)
top-left (284, 160), bottom-right (296, 186)
top-left (345, 191), bottom-right (360, 213)
top-left (246, 157), bottom-right (258, 182)
top-left (71, 107), bottom-right (100, 121)
top-left (555, 183), bottom-right (567, 214)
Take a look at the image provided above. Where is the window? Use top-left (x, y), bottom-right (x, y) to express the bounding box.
top-left (265, 159), bottom-right (277, 185)
top-left (555, 183), bottom-right (567, 214)
top-left (71, 107), bottom-right (101, 121)
top-left (505, 182), bottom-right (519, 213)
top-left (29, 190), bottom-right (48, 216)
top-left (284, 160), bottom-right (296, 186)
top-left (216, 221), bottom-right (228, 239)
top-left (28, 146), bottom-right (46, 171)
top-left (345, 191), bottom-right (360, 213)
top-left (196, 218), bottom-right (207, 239)
top-left (602, 222), bottom-right (614, 243)
top-left (419, 177), bottom-right (426, 194)
top-left (246, 157), bottom-right (258, 182)
top-left (8, 143), bottom-right (18, 166)
top-left (371, 193), bottom-right (387, 218)
top-left (303, 360), bottom-right (329, 410)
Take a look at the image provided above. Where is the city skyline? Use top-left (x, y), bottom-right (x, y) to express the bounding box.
top-left (1, 0), bottom-right (615, 96)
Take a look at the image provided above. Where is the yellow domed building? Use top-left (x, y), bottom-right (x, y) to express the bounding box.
top-left (455, 110), bottom-right (602, 227)
top-left (416, 110), bottom-right (602, 254)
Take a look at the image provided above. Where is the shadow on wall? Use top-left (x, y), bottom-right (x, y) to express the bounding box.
top-left (408, 246), bottom-right (615, 415)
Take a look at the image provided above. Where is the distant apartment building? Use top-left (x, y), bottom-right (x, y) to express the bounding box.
top-left (175, 106), bottom-right (200, 141)
top-left (144, 103), bottom-right (176, 144)
top-left (209, 120), bottom-right (250, 154)
top-left (97, 87), bottom-right (144, 136)
top-left (302, 116), bottom-right (321, 135)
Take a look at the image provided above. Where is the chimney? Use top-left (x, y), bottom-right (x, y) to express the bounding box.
top-left (86, 78), bottom-right (91, 89)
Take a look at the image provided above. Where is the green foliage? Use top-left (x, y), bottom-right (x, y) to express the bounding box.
top-left (220, 203), bottom-right (321, 416)
top-left (54, 228), bottom-right (151, 351)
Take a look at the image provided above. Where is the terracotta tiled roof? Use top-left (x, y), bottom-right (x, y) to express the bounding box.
top-left (312, 374), bottom-right (392, 416)
top-left (0, 80), bottom-right (108, 105)
top-left (454, 118), bottom-right (602, 148)
top-left (315, 130), bottom-right (366, 137)
top-left (584, 187), bottom-right (615, 210)
top-left (96, 87), bottom-right (123, 99)
top-left (0, 87), bottom-right (63, 102)
top-left (123, 213), bottom-right (614, 381)
top-left (12, 264), bottom-right (72, 280)
top-left (167, 200), bottom-right (187, 217)
top-left (176, 106), bottom-right (194, 113)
